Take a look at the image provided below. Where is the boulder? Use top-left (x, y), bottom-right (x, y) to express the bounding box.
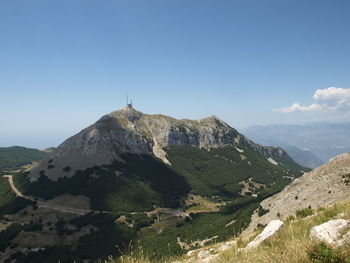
top-left (240, 220), bottom-right (283, 251)
top-left (310, 219), bottom-right (350, 247)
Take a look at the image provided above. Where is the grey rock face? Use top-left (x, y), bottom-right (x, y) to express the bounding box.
top-left (310, 219), bottom-right (350, 247)
top-left (243, 152), bottom-right (350, 236)
top-left (239, 220), bottom-right (284, 251)
top-left (29, 106), bottom-right (292, 181)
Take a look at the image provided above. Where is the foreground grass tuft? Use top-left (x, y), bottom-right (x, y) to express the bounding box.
top-left (213, 201), bottom-right (350, 263)
top-left (307, 242), bottom-right (350, 263)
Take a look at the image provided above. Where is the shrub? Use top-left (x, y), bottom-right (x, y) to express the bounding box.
top-left (0, 197), bottom-right (34, 216)
top-left (342, 174), bottom-right (350, 186)
top-left (129, 213), bottom-right (155, 229)
top-left (4, 252), bottom-right (24, 263)
top-left (176, 222), bottom-right (184, 228)
top-left (257, 205), bottom-right (269, 217)
top-left (296, 208), bottom-right (313, 218)
top-left (62, 166), bottom-right (71, 172)
top-left (70, 213), bottom-right (116, 230)
top-left (13, 246), bottom-right (72, 263)
top-left (257, 223), bottom-right (266, 228)
top-left (23, 223), bottom-right (43, 232)
top-left (0, 223), bottom-right (22, 250)
top-left (307, 242), bottom-right (350, 263)
top-left (286, 215), bottom-right (295, 222)
top-left (55, 220), bottom-right (67, 236)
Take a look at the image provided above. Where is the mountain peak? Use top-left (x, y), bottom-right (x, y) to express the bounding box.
top-left (122, 104), bottom-right (137, 112)
top-left (29, 108), bottom-right (299, 181)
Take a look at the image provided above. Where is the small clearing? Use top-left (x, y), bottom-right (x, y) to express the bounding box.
top-left (177, 235), bottom-right (218, 250)
top-left (239, 178), bottom-right (266, 196)
top-left (184, 194), bottom-right (222, 214)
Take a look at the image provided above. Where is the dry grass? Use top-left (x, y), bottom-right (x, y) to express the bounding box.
top-left (107, 201), bottom-right (350, 263)
top-left (213, 201), bottom-right (350, 263)
top-left (184, 194), bottom-right (220, 213)
top-left (105, 250), bottom-right (176, 263)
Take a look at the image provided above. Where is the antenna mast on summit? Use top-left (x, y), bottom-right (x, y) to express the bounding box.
top-left (126, 94), bottom-right (133, 108)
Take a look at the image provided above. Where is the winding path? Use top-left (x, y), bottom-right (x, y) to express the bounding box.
top-left (3, 175), bottom-right (93, 215)
top-left (3, 175), bottom-right (24, 198)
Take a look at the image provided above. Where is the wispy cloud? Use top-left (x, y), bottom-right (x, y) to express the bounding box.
top-left (274, 87), bottom-right (350, 113)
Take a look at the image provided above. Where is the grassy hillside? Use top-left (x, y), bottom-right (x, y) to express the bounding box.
top-left (166, 146), bottom-right (303, 198)
top-left (14, 154), bottom-right (191, 212)
top-left (0, 146), bottom-right (47, 170)
top-left (14, 146), bottom-right (302, 214)
top-left (6, 146), bottom-right (304, 262)
top-left (111, 201), bottom-right (350, 263)
top-left (0, 176), bottom-right (33, 216)
top-left (0, 176), bottom-right (17, 214)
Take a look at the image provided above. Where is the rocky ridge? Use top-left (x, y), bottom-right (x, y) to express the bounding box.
top-left (244, 152), bottom-right (350, 235)
top-left (176, 153), bottom-right (350, 263)
top-left (29, 106), bottom-right (295, 181)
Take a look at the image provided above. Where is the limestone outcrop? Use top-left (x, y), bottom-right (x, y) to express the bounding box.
top-left (239, 220), bottom-right (283, 252)
top-left (310, 219), bottom-right (350, 247)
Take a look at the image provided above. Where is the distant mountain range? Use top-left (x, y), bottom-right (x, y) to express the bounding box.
top-left (280, 146), bottom-right (323, 169)
top-left (242, 122), bottom-right (350, 163)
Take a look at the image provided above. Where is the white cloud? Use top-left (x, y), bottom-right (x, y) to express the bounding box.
top-left (274, 87), bottom-right (350, 113)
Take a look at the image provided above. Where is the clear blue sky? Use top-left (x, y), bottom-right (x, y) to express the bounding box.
top-left (1, 0), bottom-right (350, 149)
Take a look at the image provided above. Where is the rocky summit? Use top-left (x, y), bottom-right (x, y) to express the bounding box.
top-left (29, 106), bottom-right (296, 181)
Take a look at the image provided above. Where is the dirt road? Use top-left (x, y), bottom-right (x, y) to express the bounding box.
top-left (3, 175), bottom-right (92, 215)
top-left (3, 175), bottom-right (25, 198)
